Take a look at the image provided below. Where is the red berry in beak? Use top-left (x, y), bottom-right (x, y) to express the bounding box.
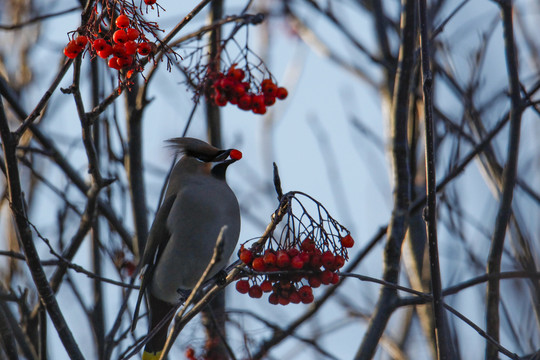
top-left (230, 149), bottom-right (242, 160)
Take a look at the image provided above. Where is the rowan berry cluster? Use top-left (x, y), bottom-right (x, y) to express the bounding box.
top-left (236, 234), bottom-right (354, 305)
top-left (64, 13), bottom-right (156, 76)
top-left (209, 65), bottom-right (288, 115)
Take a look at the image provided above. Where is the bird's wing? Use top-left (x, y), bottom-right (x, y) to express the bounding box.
top-left (131, 195), bottom-right (176, 332)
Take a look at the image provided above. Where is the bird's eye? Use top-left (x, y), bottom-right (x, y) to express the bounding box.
top-left (229, 149), bottom-right (242, 160)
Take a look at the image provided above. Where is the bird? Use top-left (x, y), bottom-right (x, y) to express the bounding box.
top-left (131, 137), bottom-right (242, 360)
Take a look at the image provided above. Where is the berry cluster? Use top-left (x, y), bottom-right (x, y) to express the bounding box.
top-left (209, 65), bottom-right (288, 115)
top-left (236, 234), bottom-right (354, 305)
top-left (64, 13), bottom-right (155, 75)
top-left (64, 36), bottom-right (90, 59)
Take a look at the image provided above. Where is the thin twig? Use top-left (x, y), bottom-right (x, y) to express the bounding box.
top-left (14, 59), bottom-right (74, 140)
top-left (418, 0), bottom-right (448, 358)
top-left (0, 6), bottom-right (81, 30)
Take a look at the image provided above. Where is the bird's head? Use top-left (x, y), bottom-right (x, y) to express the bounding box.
top-left (166, 137), bottom-right (242, 179)
top-left (167, 137), bottom-right (241, 162)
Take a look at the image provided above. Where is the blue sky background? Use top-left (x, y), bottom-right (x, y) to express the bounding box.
top-left (1, 0), bottom-right (539, 359)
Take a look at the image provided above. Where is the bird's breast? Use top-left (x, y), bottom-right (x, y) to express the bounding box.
top-left (150, 178), bottom-right (240, 304)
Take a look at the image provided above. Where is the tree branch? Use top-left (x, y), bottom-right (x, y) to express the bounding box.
top-left (486, 2), bottom-right (524, 358)
top-left (418, 0), bottom-right (448, 358)
top-left (0, 96), bottom-right (85, 360)
top-left (355, 0), bottom-right (415, 357)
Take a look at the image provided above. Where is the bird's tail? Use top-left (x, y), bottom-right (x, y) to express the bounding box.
top-left (142, 350), bottom-right (162, 360)
top-left (142, 293), bottom-right (175, 359)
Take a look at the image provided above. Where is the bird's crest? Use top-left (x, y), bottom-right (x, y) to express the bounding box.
top-left (166, 137), bottom-right (241, 162)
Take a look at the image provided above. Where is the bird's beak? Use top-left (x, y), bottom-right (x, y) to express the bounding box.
top-left (213, 149), bottom-right (242, 162)
top-left (213, 150), bottom-right (230, 162)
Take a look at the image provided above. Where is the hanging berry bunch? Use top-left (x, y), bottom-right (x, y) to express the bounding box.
top-left (207, 64), bottom-right (288, 115)
top-left (63, 0), bottom-right (171, 79)
top-left (236, 192), bottom-right (354, 305)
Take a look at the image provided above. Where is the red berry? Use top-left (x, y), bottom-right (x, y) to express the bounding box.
top-left (248, 285), bottom-right (263, 298)
top-left (261, 79), bottom-right (277, 95)
top-left (291, 255), bottom-right (304, 269)
top-left (75, 36), bottom-right (88, 48)
top-left (278, 296), bottom-right (290, 306)
top-left (289, 291), bottom-right (301, 304)
top-left (221, 78), bottom-right (235, 93)
top-left (321, 251), bottom-right (335, 270)
top-left (97, 44), bottom-right (112, 58)
top-left (301, 293), bottom-right (314, 304)
top-left (228, 94), bottom-right (239, 105)
top-left (308, 274), bottom-right (322, 288)
top-left (268, 293), bottom-right (279, 305)
top-left (124, 40), bottom-right (138, 55)
top-left (340, 234), bottom-right (354, 248)
top-left (63, 42), bottom-right (80, 59)
top-left (320, 270), bottom-right (333, 285)
top-left (309, 253), bottom-right (322, 269)
top-left (214, 92), bottom-right (228, 107)
top-left (331, 272), bottom-right (340, 284)
top-left (117, 56), bottom-right (133, 68)
top-left (253, 105), bottom-right (267, 115)
top-left (264, 94), bottom-right (276, 106)
top-left (229, 149), bottom-right (242, 160)
top-left (301, 238), bottom-right (316, 252)
top-left (92, 38), bottom-right (108, 52)
top-left (298, 285), bottom-right (313, 301)
top-left (233, 84), bottom-right (246, 97)
top-left (235, 280), bottom-right (250, 294)
top-left (113, 30), bottom-right (128, 44)
top-left (109, 57), bottom-right (124, 70)
top-left (251, 94), bottom-right (266, 114)
top-left (276, 87), bottom-right (288, 100)
top-left (213, 77), bottom-right (225, 90)
top-left (252, 257), bottom-right (266, 272)
top-left (126, 28), bottom-right (140, 41)
top-left (116, 15), bottom-right (130, 29)
top-left (112, 44), bottom-right (126, 58)
top-left (263, 251), bottom-right (277, 266)
top-left (276, 250), bottom-right (291, 268)
top-left (185, 348), bottom-right (195, 359)
top-left (299, 251), bottom-right (310, 264)
top-left (137, 42), bottom-right (152, 56)
top-left (260, 280), bottom-right (273, 293)
top-left (231, 68), bottom-right (245, 81)
top-left (144, 0), bottom-right (157, 4)
top-left (238, 94), bottom-right (252, 111)
top-left (334, 255), bottom-right (345, 269)
top-left (239, 249), bottom-right (253, 264)
top-left (287, 248), bottom-right (300, 258)
top-left (122, 261), bottom-right (137, 276)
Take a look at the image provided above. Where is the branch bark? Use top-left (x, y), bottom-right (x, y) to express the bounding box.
top-left (486, 2), bottom-right (524, 359)
top-left (0, 97), bottom-right (85, 360)
top-left (355, 0), bottom-right (414, 358)
top-left (418, 1), bottom-right (448, 358)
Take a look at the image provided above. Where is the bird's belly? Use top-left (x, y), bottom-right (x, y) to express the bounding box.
top-left (150, 188), bottom-right (240, 304)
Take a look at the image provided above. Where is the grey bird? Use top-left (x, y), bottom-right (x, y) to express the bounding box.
top-left (131, 137), bottom-right (242, 360)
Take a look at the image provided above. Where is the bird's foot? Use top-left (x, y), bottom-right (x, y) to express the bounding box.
top-left (214, 270), bottom-right (228, 286)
